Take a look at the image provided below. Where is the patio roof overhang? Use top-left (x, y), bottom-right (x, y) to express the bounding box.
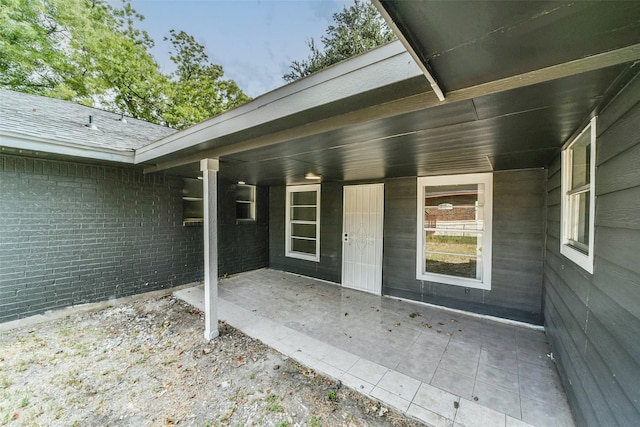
top-left (137, 1), bottom-right (640, 185)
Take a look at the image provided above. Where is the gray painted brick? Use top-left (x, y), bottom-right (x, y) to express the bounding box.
top-left (0, 153), bottom-right (205, 323)
top-left (0, 155), bottom-right (269, 322)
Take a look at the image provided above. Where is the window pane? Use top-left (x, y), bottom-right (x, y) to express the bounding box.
top-left (570, 191), bottom-right (590, 248)
top-left (417, 173), bottom-right (492, 287)
top-left (292, 223), bottom-right (316, 239)
top-left (425, 252), bottom-right (478, 279)
top-left (426, 233), bottom-right (478, 256)
top-left (571, 131), bottom-right (591, 189)
top-left (236, 185), bottom-right (254, 202)
top-left (292, 191), bottom-right (316, 206)
top-left (291, 238), bottom-right (316, 255)
top-left (424, 184), bottom-right (483, 231)
top-left (425, 232), bottom-right (480, 279)
top-left (183, 199), bottom-right (203, 220)
top-left (236, 202), bottom-right (252, 220)
top-left (291, 206), bottom-right (316, 221)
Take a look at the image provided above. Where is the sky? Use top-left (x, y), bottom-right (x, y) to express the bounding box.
top-left (126, 0), bottom-right (352, 98)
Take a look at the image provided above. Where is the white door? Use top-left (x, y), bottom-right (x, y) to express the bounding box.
top-left (342, 184), bottom-right (384, 294)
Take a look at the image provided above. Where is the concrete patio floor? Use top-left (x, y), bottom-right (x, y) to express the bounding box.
top-left (175, 269), bottom-right (575, 427)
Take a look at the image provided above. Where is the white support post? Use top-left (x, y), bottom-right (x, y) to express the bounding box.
top-left (200, 158), bottom-right (219, 340)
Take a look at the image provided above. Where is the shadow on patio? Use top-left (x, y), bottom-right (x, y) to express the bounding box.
top-left (175, 269), bottom-right (575, 427)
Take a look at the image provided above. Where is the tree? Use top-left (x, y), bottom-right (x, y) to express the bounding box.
top-left (0, 0), bottom-right (75, 96)
top-left (283, 0), bottom-right (396, 82)
top-left (0, 0), bottom-right (165, 113)
top-left (0, 0), bottom-right (248, 128)
top-left (162, 30), bottom-right (249, 130)
top-left (63, 0), bottom-right (168, 122)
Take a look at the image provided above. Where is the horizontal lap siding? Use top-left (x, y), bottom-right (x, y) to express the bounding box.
top-left (0, 155), bottom-right (204, 323)
top-left (381, 177), bottom-right (418, 297)
top-left (384, 171), bottom-right (546, 324)
top-left (269, 183), bottom-right (342, 283)
top-left (543, 71), bottom-right (640, 426)
top-left (269, 173), bottom-right (546, 324)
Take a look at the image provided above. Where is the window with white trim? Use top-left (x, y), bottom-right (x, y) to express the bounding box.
top-left (286, 184), bottom-right (320, 262)
top-left (561, 117), bottom-right (596, 273)
top-left (416, 173), bottom-right (493, 290)
top-left (236, 184), bottom-right (256, 221)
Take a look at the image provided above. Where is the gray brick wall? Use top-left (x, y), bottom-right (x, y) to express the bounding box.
top-left (0, 154), bottom-right (204, 323)
top-left (217, 179), bottom-right (269, 276)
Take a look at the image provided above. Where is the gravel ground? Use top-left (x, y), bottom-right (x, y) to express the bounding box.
top-left (0, 296), bottom-right (424, 426)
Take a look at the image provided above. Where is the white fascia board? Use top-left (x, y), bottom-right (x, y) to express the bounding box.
top-left (372, 0), bottom-right (445, 100)
top-left (134, 40), bottom-right (421, 164)
top-left (0, 132), bottom-right (135, 163)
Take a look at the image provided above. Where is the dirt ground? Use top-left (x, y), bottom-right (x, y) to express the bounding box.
top-left (0, 296), bottom-right (425, 426)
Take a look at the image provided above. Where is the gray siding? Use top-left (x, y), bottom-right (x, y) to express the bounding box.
top-left (269, 183), bottom-right (342, 283)
top-left (383, 170), bottom-right (546, 324)
top-left (0, 154), bottom-right (203, 323)
top-left (543, 71), bottom-right (640, 426)
top-left (269, 171), bottom-right (546, 324)
top-left (218, 179), bottom-right (269, 275)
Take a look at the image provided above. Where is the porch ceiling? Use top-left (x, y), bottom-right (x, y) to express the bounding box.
top-left (376, 0), bottom-right (640, 93)
top-left (148, 1), bottom-right (640, 185)
top-left (172, 64), bottom-right (631, 185)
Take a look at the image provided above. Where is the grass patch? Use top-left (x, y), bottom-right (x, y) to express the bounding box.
top-left (266, 404), bottom-right (283, 412)
top-left (0, 375), bottom-right (11, 389)
top-left (57, 325), bottom-right (71, 337)
top-left (264, 394), bottom-right (283, 412)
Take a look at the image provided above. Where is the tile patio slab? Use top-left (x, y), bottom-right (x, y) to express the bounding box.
top-left (175, 269), bottom-right (576, 427)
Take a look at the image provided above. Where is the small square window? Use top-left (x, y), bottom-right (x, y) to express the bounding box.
top-left (561, 117), bottom-right (596, 273)
top-left (236, 184), bottom-right (256, 221)
top-left (182, 177), bottom-right (203, 226)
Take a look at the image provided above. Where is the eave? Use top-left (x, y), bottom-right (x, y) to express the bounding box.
top-left (0, 131), bottom-right (135, 164)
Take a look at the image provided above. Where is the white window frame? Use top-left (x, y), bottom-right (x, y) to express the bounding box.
top-left (416, 173), bottom-right (493, 290)
top-left (561, 117), bottom-right (596, 273)
top-left (236, 184), bottom-right (256, 221)
top-left (285, 184), bottom-right (320, 262)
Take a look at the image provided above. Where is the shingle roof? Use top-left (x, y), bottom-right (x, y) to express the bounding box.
top-left (0, 89), bottom-right (176, 152)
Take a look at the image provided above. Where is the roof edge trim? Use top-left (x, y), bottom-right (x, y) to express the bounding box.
top-left (134, 40), bottom-right (422, 164)
top-left (373, 0), bottom-right (445, 101)
top-left (0, 132), bottom-right (135, 163)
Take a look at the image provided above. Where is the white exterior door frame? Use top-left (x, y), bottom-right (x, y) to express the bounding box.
top-left (341, 183), bottom-right (384, 295)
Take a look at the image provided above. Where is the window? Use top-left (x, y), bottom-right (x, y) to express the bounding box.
top-left (236, 184), bottom-right (256, 221)
top-left (182, 177), bottom-right (203, 226)
top-left (416, 173), bottom-right (493, 290)
top-left (286, 184), bottom-right (320, 262)
top-left (561, 117), bottom-right (596, 273)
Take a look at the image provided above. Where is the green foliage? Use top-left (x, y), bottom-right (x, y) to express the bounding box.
top-left (0, 0), bottom-right (68, 94)
top-left (266, 403), bottom-right (283, 412)
top-left (265, 394), bottom-right (283, 412)
top-left (0, 0), bottom-right (248, 128)
top-left (283, 0), bottom-right (395, 82)
top-left (326, 390), bottom-right (337, 400)
top-left (162, 30), bottom-right (249, 129)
